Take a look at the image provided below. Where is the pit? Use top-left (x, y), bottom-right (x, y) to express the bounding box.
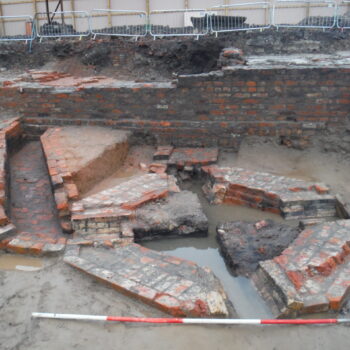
top-left (0, 27), bottom-right (350, 349)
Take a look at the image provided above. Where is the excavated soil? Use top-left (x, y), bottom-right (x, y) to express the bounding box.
top-left (1, 28), bottom-right (350, 81)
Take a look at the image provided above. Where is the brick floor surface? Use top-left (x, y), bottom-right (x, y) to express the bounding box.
top-left (2, 142), bottom-right (66, 255)
top-left (64, 243), bottom-right (229, 317)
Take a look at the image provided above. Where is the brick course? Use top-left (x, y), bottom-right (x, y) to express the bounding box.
top-left (0, 67), bottom-right (348, 148)
top-left (0, 118), bottom-right (23, 241)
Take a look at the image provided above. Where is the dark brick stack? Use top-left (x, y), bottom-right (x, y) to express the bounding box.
top-left (0, 66), bottom-right (348, 148)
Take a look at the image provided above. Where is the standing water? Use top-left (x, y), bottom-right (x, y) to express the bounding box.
top-left (143, 182), bottom-right (297, 318)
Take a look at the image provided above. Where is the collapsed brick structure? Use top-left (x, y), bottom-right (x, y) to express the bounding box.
top-left (41, 126), bottom-right (130, 232)
top-left (254, 220), bottom-right (350, 316)
top-left (202, 166), bottom-right (337, 220)
top-left (64, 244), bottom-right (230, 318)
top-left (71, 173), bottom-right (180, 237)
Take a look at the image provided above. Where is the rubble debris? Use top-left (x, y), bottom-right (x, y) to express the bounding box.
top-left (71, 173), bottom-right (180, 237)
top-left (153, 145), bottom-right (174, 161)
top-left (217, 48), bottom-right (247, 68)
top-left (253, 220), bottom-right (350, 317)
top-left (150, 146), bottom-right (219, 179)
top-left (217, 220), bottom-right (300, 276)
top-left (168, 148), bottom-right (218, 169)
top-left (64, 244), bottom-right (230, 318)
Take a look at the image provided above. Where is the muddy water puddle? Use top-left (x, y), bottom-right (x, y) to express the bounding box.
top-left (0, 254), bottom-right (43, 271)
top-left (144, 182), bottom-right (299, 318)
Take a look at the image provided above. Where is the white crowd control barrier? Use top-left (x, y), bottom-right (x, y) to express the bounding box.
top-left (34, 11), bottom-right (90, 38)
top-left (149, 9), bottom-right (209, 39)
top-left (90, 9), bottom-right (147, 38)
top-left (209, 2), bottom-right (272, 35)
top-left (273, 0), bottom-right (337, 29)
top-left (0, 15), bottom-right (34, 42)
top-left (337, 1), bottom-right (350, 29)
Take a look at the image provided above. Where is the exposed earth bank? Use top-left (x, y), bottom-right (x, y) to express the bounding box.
top-left (0, 28), bottom-right (350, 80)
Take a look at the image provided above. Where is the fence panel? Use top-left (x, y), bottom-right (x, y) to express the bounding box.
top-left (337, 1), bottom-right (350, 29)
top-left (0, 15), bottom-right (34, 41)
top-left (34, 11), bottom-right (90, 38)
top-left (90, 9), bottom-right (148, 37)
top-left (209, 2), bottom-right (272, 34)
top-left (273, 0), bottom-right (337, 29)
top-left (149, 9), bottom-right (209, 38)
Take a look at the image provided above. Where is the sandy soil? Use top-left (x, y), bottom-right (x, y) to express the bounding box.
top-left (1, 142), bottom-right (350, 350)
top-left (83, 145), bottom-right (155, 197)
top-left (1, 256), bottom-right (350, 350)
top-left (57, 127), bottom-right (129, 174)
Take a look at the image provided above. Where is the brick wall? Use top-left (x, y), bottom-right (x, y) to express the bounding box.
top-left (0, 66), bottom-right (349, 148)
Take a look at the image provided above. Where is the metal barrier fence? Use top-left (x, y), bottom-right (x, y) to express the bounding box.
top-left (34, 11), bottom-right (90, 38)
top-left (149, 9), bottom-right (209, 38)
top-left (0, 15), bottom-right (34, 41)
top-left (209, 2), bottom-right (272, 35)
top-left (273, 0), bottom-right (337, 29)
top-left (337, 1), bottom-right (350, 28)
top-left (90, 9), bottom-right (147, 38)
top-left (1, 4), bottom-right (349, 43)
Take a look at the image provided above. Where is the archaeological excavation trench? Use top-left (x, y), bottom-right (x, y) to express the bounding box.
top-left (0, 36), bottom-right (349, 340)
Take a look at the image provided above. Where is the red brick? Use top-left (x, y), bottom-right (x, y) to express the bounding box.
top-left (286, 270), bottom-right (304, 290)
top-left (64, 183), bottom-right (79, 200)
top-left (246, 81), bottom-right (257, 87)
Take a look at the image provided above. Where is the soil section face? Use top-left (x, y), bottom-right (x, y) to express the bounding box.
top-left (44, 126), bottom-right (130, 195)
top-left (1, 28), bottom-right (350, 81)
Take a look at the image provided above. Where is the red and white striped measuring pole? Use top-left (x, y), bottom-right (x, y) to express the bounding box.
top-left (31, 313), bottom-right (350, 325)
